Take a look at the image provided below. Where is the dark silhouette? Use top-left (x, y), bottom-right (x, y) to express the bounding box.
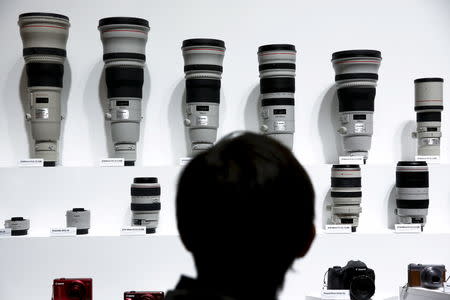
top-left (166, 132), bottom-right (316, 300)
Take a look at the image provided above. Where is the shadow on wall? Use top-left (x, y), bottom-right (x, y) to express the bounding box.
top-left (168, 79), bottom-right (190, 163)
top-left (322, 189), bottom-right (332, 230)
top-left (386, 184), bottom-right (397, 230)
top-left (84, 62), bottom-right (151, 165)
top-left (244, 84), bottom-right (260, 133)
top-left (399, 120), bottom-right (416, 161)
top-left (318, 85), bottom-right (343, 164)
top-left (10, 60), bottom-right (72, 163)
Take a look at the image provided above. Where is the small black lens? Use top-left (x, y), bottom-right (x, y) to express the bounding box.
top-left (350, 276), bottom-right (375, 300)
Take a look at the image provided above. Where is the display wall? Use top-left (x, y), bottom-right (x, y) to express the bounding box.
top-left (0, 0), bottom-right (449, 300)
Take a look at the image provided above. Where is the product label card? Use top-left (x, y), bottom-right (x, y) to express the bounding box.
top-left (116, 109), bottom-right (129, 120)
top-left (121, 226), bottom-right (147, 236)
top-left (321, 289), bottom-right (350, 299)
top-left (325, 225), bottom-right (352, 234)
top-left (197, 115), bottom-right (208, 126)
top-left (100, 158), bottom-right (124, 167)
top-left (444, 281), bottom-right (450, 293)
top-left (50, 227), bottom-right (77, 237)
top-left (0, 228), bottom-right (11, 237)
top-left (274, 121), bottom-right (286, 131)
top-left (18, 158), bottom-right (44, 167)
top-left (415, 155), bottom-right (440, 164)
top-left (394, 224), bottom-right (422, 233)
top-left (35, 108), bottom-right (49, 119)
top-left (179, 157), bottom-right (192, 166)
top-left (339, 156), bottom-right (364, 165)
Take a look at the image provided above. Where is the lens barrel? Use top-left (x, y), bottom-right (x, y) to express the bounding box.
top-left (413, 78), bottom-right (444, 156)
top-left (182, 38), bottom-right (225, 155)
top-left (5, 217), bottom-right (30, 236)
top-left (330, 165), bottom-right (362, 232)
top-left (332, 50), bottom-right (382, 161)
top-left (98, 17), bottom-right (150, 166)
top-left (130, 177), bottom-right (161, 234)
top-left (257, 44), bottom-right (296, 149)
top-left (18, 12), bottom-right (70, 166)
top-left (395, 161), bottom-right (429, 228)
top-left (66, 208), bottom-right (91, 235)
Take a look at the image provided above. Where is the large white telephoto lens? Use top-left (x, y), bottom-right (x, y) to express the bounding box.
top-left (18, 12), bottom-right (70, 167)
top-left (331, 50), bottom-right (382, 162)
top-left (182, 39), bottom-right (225, 156)
top-left (257, 44), bottom-right (296, 150)
top-left (98, 17), bottom-right (150, 166)
top-left (413, 78), bottom-right (444, 156)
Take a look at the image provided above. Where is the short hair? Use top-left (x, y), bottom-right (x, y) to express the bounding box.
top-left (176, 132), bottom-right (315, 289)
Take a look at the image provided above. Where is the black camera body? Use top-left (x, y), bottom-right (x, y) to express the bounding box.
top-left (328, 260), bottom-right (375, 300)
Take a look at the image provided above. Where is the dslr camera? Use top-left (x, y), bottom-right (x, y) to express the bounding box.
top-left (327, 260), bottom-right (375, 300)
top-left (124, 291), bottom-right (164, 300)
top-left (52, 278), bottom-right (92, 300)
top-left (408, 264), bottom-right (446, 289)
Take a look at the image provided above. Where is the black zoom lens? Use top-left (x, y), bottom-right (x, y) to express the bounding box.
top-left (350, 276), bottom-right (376, 300)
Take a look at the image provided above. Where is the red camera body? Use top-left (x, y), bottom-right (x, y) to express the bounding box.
top-left (52, 278), bottom-right (93, 300)
top-left (124, 291), bottom-right (164, 300)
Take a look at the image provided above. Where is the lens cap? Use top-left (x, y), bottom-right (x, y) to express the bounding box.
top-left (349, 276), bottom-right (375, 300)
top-left (134, 177), bottom-right (158, 184)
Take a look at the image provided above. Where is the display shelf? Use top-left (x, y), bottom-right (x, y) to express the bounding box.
top-left (1, 233), bottom-right (448, 300)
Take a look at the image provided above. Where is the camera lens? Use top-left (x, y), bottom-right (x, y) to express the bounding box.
top-left (4, 217), bottom-right (30, 236)
top-left (98, 17), bottom-right (150, 166)
top-left (331, 50), bottom-right (382, 161)
top-left (257, 44), bottom-right (296, 149)
top-left (330, 165), bottom-right (362, 232)
top-left (66, 208), bottom-right (91, 235)
top-left (350, 275), bottom-right (376, 300)
top-left (182, 38), bottom-right (225, 155)
top-left (18, 12), bottom-right (70, 166)
top-left (420, 266), bottom-right (445, 289)
top-left (131, 177), bottom-right (161, 234)
top-left (413, 78), bottom-right (444, 156)
top-left (395, 161), bottom-right (429, 228)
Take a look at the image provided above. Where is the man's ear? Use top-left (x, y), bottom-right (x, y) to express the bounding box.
top-left (297, 225), bottom-right (316, 258)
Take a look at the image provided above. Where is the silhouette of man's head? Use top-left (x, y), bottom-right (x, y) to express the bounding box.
top-left (176, 132), bottom-right (315, 299)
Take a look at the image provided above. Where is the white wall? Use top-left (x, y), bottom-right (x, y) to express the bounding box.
top-left (0, 1), bottom-right (449, 300)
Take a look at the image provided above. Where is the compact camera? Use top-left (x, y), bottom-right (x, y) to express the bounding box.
top-left (408, 264), bottom-right (446, 289)
top-left (124, 291), bottom-right (164, 300)
top-left (52, 278), bottom-right (92, 300)
top-left (327, 260), bottom-right (375, 300)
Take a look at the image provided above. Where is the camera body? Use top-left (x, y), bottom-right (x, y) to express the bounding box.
top-left (408, 264), bottom-right (446, 289)
top-left (52, 278), bottom-right (92, 300)
top-left (328, 260), bottom-right (375, 300)
top-left (124, 291), bottom-right (164, 300)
